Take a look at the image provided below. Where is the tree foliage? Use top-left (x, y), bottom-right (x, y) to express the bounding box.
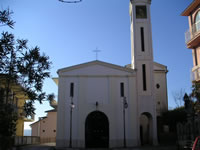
top-left (162, 107), bottom-right (187, 132)
top-left (0, 8), bottom-right (15, 28)
top-left (0, 88), bottom-right (17, 150)
top-left (0, 8), bottom-right (52, 150)
top-left (0, 31), bottom-right (52, 115)
top-left (172, 89), bottom-right (185, 108)
top-left (184, 83), bottom-right (200, 117)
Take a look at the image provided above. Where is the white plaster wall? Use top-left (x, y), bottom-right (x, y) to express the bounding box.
top-left (56, 77), bottom-right (69, 147)
top-left (127, 77), bottom-right (140, 146)
top-left (85, 77), bottom-right (109, 104)
top-left (154, 72), bottom-right (168, 115)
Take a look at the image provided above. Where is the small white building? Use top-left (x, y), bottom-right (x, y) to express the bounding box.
top-left (54, 0), bottom-right (168, 148)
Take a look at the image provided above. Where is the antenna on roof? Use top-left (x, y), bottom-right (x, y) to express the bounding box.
top-left (58, 0), bottom-right (82, 3)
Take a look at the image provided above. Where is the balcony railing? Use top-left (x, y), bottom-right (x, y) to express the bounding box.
top-left (191, 66), bottom-right (200, 82)
top-left (185, 21), bottom-right (200, 43)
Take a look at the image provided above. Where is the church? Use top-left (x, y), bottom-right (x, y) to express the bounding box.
top-left (53, 0), bottom-right (168, 148)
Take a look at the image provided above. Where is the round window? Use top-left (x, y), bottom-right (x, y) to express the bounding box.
top-left (156, 84), bottom-right (160, 89)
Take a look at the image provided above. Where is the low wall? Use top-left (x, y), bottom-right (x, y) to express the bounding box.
top-left (14, 136), bottom-right (40, 146)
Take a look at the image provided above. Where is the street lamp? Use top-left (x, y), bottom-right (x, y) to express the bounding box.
top-left (123, 96), bottom-right (128, 148)
top-left (120, 82), bottom-right (128, 147)
top-left (69, 98), bottom-right (75, 148)
top-left (69, 83), bottom-right (74, 148)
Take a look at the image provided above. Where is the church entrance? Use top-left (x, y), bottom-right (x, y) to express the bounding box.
top-left (85, 111), bottom-right (109, 148)
top-left (140, 112), bottom-right (153, 145)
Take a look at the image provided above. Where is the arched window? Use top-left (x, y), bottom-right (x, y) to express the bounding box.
top-left (195, 11), bottom-right (200, 32)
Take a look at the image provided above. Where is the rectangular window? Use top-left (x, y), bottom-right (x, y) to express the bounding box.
top-left (194, 48), bottom-right (198, 66)
top-left (120, 82), bottom-right (124, 97)
top-left (70, 83), bottom-right (74, 97)
top-left (141, 27), bottom-right (145, 52)
top-left (142, 64), bottom-right (147, 91)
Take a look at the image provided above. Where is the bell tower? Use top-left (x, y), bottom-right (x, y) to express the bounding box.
top-left (130, 0), bottom-right (155, 95)
top-left (129, 0), bottom-right (158, 145)
top-left (130, 0), bottom-right (153, 69)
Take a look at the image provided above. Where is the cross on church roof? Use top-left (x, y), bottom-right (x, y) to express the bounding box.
top-left (93, 48), bottom-right (101, 60)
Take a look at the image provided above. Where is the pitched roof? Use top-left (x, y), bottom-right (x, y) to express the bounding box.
top-left (30, 117), bottom-right (47, 126)
top-left (45, 109), bottom-right (57, 113)
top-left (57, 60), bottom-right (135, 74)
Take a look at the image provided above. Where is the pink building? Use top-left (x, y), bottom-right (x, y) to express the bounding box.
top-left (182, 0), bottom-right (200, 83)
top-left (30, 109), bottom-right (57, 143)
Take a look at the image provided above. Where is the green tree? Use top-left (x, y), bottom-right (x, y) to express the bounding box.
top-left (183, 83), bottom-right (200, 118)
top-left (0, 9), bottom-right (16, 150)
top-left (172, 89), bottom-right (185, 108)
top-left (162, 107), bottom-right (187, 132)
top-left (189, 83), bottom-right (200, 115)
top-left (0, 21), bottom-right (51, 116)
top-left (0, 8), bottom-right (52, 150)
top-left (0, 88), bottom-right (18, 150)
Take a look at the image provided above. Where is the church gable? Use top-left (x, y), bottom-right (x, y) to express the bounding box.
top-left (58, 61), bottom-right (135, 76)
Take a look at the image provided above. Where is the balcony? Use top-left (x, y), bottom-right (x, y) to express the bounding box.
top-left (191, 66), bottom-right (200, 83)
top-left (185, 21), bottom-right (200, 49)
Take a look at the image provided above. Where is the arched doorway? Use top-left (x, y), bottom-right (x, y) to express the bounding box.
top-left (85, 111), bottom-right (109, 148)
top-left (140, 112), bottom-right (153, 145)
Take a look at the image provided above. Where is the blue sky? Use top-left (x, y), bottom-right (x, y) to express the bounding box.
top-left (1, 0), bottom-right (193, 129)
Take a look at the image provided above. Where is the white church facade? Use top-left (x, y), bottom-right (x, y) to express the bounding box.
top-left (53, 0), bottom-right (168, 148)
